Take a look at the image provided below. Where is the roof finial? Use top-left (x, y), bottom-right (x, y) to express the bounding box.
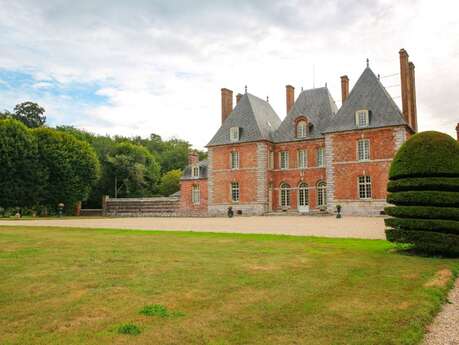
top-left (301, 86), bottom-right (304, 92)
top-left (325, 82), bottom-right (328, 88)
top-left (266, 96), bottom-right (269, 103)
top-left (378, 73), bottom-right (380, 80)
top-left (244, 85), bottom-right (247, 94)
top-left (366, 58), bottom-right (369, 68)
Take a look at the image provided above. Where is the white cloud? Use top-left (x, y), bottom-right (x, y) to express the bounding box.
top-left (0, 0), bottom-right (458, 148)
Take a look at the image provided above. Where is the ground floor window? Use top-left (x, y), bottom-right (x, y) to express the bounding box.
top-left (231, 182), bottom-right (240, 202)
top-left (192, 184), bottom-right (200, 204)
top-left (298, 182), bottom-right (309, 207)
top-left (317, 181), bottom-right (326, 207)
top-left (358, 176), bottom-right (372, 199)
top-left (280, 183), bottom-right (291, 208)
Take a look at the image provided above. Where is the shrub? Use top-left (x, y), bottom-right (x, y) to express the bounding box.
top-left (117, 323), bottom-right (141, 335)
top-left (139, 304), bottom-right (185, 318)
top-left (385, 131), bottom-right (459, 256)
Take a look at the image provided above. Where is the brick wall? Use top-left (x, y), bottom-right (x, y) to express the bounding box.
top-left (179, 179), bottom-right (208, 216)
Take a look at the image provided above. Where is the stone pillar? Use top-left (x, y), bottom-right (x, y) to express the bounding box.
top-left (75, 201), bottom-right (82, 216)
top-left (102, 195), bottom-right (109, 215)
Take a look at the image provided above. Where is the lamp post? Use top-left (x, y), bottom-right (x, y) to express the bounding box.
top-left (58, 203), bottom-right (65, 218)
top-left (336, 204), bottom-right (342, 219)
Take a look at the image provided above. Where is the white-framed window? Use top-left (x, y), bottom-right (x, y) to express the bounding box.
top-left (317, 147), bottom-right (324, 167)
top-left (231, 182), bottom-right (240, 202)
top-left (191, 184), bottom-right (200, 204)
top-left (358, 176), bottom-right (372, 199)
top-left (231, 151), bottom-right (240, 170)
top-left (280, 183), bottom-right (291, 208)
top-left (280, 151), bottom-right (289, 170)
top-left (230, 127), bottom-right (240, 142)
top-left (317, 181), bottom-right (327, 207)
top-left (355, 110), bottom-right (369, 128)
top-left (296, 120), bottom-right (307, 138)
top-left (297, 149), bottom-right (307, 169)
top-left (357, 139), bottom-right (370, 161)
top-left (269, 151), bottom-right (274, 169)
top-left (191, 165), bottom-right (199, 177)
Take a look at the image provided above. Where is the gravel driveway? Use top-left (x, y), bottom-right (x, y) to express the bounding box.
top-left (0, 216), bottom-right (386, 239)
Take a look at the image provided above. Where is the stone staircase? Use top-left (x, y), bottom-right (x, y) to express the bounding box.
top-left (104, 197), bottom-right (180, 217)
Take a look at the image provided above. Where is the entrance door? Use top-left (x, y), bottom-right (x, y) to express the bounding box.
top-left (268, 183), bottom-right (273, 212)
top-left (298, 183), bottom-right (309, 213)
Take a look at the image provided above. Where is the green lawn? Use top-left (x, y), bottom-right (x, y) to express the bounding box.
top-left (0, 226), bottom-right (457, 345)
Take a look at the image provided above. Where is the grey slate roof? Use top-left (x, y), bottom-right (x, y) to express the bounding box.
top-left (323, 67), bottom-right (407, 133)
top-left (273, 87), bottom-right (338, 142)
top-left (181, 160), bottom-right (208, 180)
top-left (207, 93), bottom-right (282, 147)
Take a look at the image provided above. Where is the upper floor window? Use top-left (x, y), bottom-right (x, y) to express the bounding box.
top-left (357, 139), bottom-right (370, 161)
top-left (280, 151), bottom-right (289, 170)
top-left (230, 127), bottom-right (240, 142)
top-left (192, 184), bottom-right (200, 204)
top-left (191, 165), bottom-right (200, 177)
top-left (358, 176), bottom-right (372, 199)
top-left (317, 147), bottom-right (324, 167)
top-left (231, 151), bottom-right (240, 170)
top-left (231, 181), bottom-right (240, 202)
top-left (269, 151), bottom-right (274, 169)
top-left (296, 120), bottom-right (308, 138)
top-left (297, 149), bottom-right (307, 169)
top-left (355, 110), bottom-right (369, 128)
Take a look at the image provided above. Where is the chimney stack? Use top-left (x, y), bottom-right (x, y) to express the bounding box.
top-left (286, 85), bottom-right (294, 114)
top-left (456, 123), bottom-right (459, 141)
top-left (188, 151), bottom-right (199, 166)
top-left (221, 88), bottom-right (233, 124)
top-left (236, 93), bottom-right (243, 104)
top-left (340, 75), bottom-right (349, 103)
top-left (399, 49), bottom-right (413, 129)
top-left (409, 62), bottom-right (418, 132)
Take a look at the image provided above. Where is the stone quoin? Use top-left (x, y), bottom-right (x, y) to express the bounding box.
top-left (179, 49), bottom-right (454, 216)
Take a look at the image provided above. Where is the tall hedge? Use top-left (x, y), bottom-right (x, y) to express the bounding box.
top-left (385, 131), bottom-right (459, 256)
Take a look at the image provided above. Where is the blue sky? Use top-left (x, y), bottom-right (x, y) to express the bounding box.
top-left (0, 0), bottom-right (458, 147)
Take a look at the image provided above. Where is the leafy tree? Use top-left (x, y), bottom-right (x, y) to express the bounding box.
top-left (0, 119), bottom-right (42, 209)
top-left (385, 131), bottom-right (459, 256)
top-left (159, 169), bottom-right (182, 196)
top-left (12, 102), bottom-right (46, 128)
top-left (107, 142), bottom-right (160, 198)
top-left (33, 128), bottom-right (100, 211)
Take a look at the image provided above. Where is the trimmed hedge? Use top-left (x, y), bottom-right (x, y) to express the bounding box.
top-left (387, 177), bottom-right (459, 192)
top-left (385, 218), bottom-right (459, 235)
top-left (387, 191), bottom-right (459, 207)
top-left (389, 131), bottom-right (459, 180)
top-left (386, 229), bottom-right (459, 256)
top-left (385, 206), bottom-right (459, 221)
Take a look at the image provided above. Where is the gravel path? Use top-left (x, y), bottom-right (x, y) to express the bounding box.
top-left (422, 278), bottom-right (459, 345)
top-left (0, 216), bottom-right (386, 239)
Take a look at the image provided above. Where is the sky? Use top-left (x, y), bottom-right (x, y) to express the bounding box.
top-left (0, 0), bottom-right (458, 149)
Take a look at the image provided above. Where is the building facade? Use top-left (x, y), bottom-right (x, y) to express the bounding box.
top-left (180, 49), bottom-right (420, 216)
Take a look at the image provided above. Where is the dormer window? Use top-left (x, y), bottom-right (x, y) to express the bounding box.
top-left (230, 127), bottom-right (240, 142)
top-left (191, 165), bottom-right (199, 178)
top-left (355, 110), bottom-right (369, 128)
top-left (296, 120), bottom-right (308, 138)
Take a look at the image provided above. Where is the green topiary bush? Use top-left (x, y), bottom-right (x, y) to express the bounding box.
top-left (385, 131), bottom-right (459, 256)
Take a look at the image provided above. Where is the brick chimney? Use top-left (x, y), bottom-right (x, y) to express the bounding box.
top-left (286, 85), bottom-right (294, 114)
top-left (188, 151), bottom-right (199, 166)
top-left (221, 88), bottom-right (233, 124)
top-left (340, 75), bottom-right (349, 103)
top-left (236, 93), bottom-right (243, 104)
top-left (409, 62), bottom-right (418, 132)
top-left (399, 49), bottom-right (413, 128)
top-left (456, 123), bottom-right (459, 141)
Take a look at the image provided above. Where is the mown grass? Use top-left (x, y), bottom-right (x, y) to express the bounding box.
top-left (0, 226), bottom-right (457, 345)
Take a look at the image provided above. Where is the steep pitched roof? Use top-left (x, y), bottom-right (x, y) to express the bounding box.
top-left (181, 159), bottom-right (208, 180)
top-left (273, 87), bottom-right (338, 142)
top-left (207, 93), bottom-right (282, 147)
top-left (324, 67), bottom-right (407, 133)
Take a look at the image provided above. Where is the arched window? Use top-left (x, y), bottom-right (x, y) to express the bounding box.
top-left (280, 183), bottom-right (291, 208)
top-left (317, 181), bottom-right (327, 207)
top-left (298, 182), bottom-right (309, 209)
top-left (192, 184), bottom-right (200, 205)
top-left (296, 120), bottom-right (307, 138)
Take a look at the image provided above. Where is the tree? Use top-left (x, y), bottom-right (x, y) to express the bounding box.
top-left (107, 142), bottom-right (160, 198)
top-left (159, 169), bottom-right (182, 196)
top-left (33, 128), bottom-right (100, 211)
top-left (0, 119), bottom-right (42, 209)
top-left (385, 131), bottom-right (459, 256)
top-left (12, 102), bottom-right (46, 128)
